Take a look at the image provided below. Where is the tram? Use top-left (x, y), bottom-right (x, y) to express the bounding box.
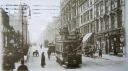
top-left (55, 27), bottom-right (82, 67)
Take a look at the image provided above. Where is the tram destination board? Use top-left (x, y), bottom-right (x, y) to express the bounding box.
top-left (66, 35), bottom-right (77, 40)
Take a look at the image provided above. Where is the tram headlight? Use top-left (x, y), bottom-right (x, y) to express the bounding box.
top-left (73, 60), bottom-right (77, 64)
top-left (65, 61), bottom-right (68, 64)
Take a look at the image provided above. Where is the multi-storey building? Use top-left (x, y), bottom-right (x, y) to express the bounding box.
top-left (93, 0), bottom-right (125, 56)
top-left (60, 0), bottom-right (79, 33)
top-left (0, 8), bottom-right (9, 70)
top-left (60, 0), bottom-right (125, 56)
top-left (0, 8), bottom-right (9, 48)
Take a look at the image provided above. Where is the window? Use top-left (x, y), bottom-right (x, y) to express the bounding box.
top-left (90, 0), bottom-right (92, 6)
top-left (105, 0), bottom-right (109, 13)
top-left (100, 18), bottom-right (104, 31)
top-left (82, 27), bottom-right (84, 34)
top-left (84, 13), bottom-right (86, 22)
top-left (87, 0), bottom-right (89, 7)
top-left (111, 0), bottom-right (117, 10)
top-left (84, 26), bottom-right (86, 34)
top-left (92, 22), bottom-right (95, 32)
top-left (87, 11), bottom-right (89, 21)
top-left (84, 2), bottom-right (87, 10)
top-left (111, 14), bottom-right (115, 29)
top-left (90, 9), bottom-right (93, 20)
top-left (90, 23), bottom-right (92, 32)
top-left (100, 1), bottom-right (103, 15)
top-left (96, 4), bottom-right (100, 17)
top-left (81, 15), bottom-right (83, 24)
top-left (73, 6), bottom-right (77, 16)
top-left (105, 16), bottom-right (109, 30)
top-left (96, 20), bottom-right (99, 32)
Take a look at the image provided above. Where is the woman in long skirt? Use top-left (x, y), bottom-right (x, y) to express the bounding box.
top-left (41, 52), bottom-right (45, 68)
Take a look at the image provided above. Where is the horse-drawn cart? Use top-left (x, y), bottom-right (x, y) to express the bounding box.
top-left (33, 50), bottom-right (39, 56)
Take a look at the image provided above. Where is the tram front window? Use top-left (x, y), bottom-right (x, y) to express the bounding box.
top-left (69, 45), bottom-right (73, 52)
top-left (67, 45), bottom-right (76, 55)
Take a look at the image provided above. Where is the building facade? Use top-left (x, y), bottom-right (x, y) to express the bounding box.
top-left (60, 0), bottom-right (79, 33)
top-left (0, 7), bottom-right (30, 70)
top-left (9, 5), bottom-right (30, 55)
top-left (60, 0), bottom-right (125, 56)
top-left (0, 8), bottom-right (9, 70)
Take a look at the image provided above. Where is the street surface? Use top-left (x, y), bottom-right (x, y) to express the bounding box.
top-left (14, 45), bottom-right (128, 71)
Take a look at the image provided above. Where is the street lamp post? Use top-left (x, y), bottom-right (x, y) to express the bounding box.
top-left (21, 3), bottom-right (31, 61)
top-left (9, 39), bottom-right (15, 71)
top-left (21, 4), bottom-right (24, 61)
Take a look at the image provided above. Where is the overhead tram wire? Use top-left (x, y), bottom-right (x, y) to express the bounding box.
top-left (32, 5), bottom-right (59, 7)
top-left (1, 4), bottom-right (59, 7)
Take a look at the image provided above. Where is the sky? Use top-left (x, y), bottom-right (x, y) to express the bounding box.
top-left (0, 0), bottom-right (60, 43)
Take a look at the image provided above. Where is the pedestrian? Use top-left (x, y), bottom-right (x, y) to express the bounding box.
top-left (47, 49), bottom-right (51, 60)
top-left (41, 52), bottom-right (46, 68)
top-left (5, 52), bottom-right (15, 71)
top-left (99, 49), bottom-right (102, 57)
top-left (35, 50), bottom-right (39, 56)
top-left (17, 60), bottom-right (28, 71)
top-left (90, 48), bottom-right (93, 58)
top-left (40, 44), bottom-right (42, 49)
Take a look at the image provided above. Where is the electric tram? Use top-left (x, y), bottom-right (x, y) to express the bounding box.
top-left (55, 27), bottom-right (82, 67)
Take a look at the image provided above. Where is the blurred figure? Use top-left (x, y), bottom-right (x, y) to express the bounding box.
top-left (40, 44), bottom-right (42, 49)
top-left (4, 52), bottom-right (15, 71)
top-left (17, 60), bottom-right (28, 71)
top-left (47, 49), bottom-right (51, 60)
top-left (33, 50), bottom-right (39, 57)
top-left (99, 49), bottom-right (102, 57)
top-left (41, 52), bottom-right (46, 68)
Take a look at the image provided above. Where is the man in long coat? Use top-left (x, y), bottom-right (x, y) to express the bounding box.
top-left (47, 49), bottom-right (51, 60)
top-left (41, 52), bottom-right (45, 68)
top-left (17, 60), bottom-right (28, 71)
top-left (99, 49), bottom-right (102, 57)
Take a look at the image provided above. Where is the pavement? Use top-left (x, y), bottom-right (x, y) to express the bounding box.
top-left (93, 53), bottom-right (128, 61)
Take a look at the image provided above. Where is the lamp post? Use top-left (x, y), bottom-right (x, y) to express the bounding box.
top-left (20, 3), bottom-right (31, 61)
top-left (21, 4), bottom-right (24, 61)
top-left (9, 39), bottom-right (15, 71)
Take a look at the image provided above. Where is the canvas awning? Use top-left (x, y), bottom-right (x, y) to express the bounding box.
top-left (82, 33), bottom-right (93, 43)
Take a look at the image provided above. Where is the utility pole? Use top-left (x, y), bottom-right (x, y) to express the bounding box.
top-left (21, 4), bottom-right (24, 61)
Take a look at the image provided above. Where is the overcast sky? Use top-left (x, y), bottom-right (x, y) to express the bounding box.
top-left (0, 0), bottom-right (60, 43)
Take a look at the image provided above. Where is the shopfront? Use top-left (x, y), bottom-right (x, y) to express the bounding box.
top-left (96, 28), bottom-right (125, 56)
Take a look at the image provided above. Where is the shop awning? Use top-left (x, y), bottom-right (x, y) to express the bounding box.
top-left (82, 33), bottom-right (93, 43)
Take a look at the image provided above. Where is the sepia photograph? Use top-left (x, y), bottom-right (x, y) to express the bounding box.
top-left (0, 0), bottom-right (128, 71)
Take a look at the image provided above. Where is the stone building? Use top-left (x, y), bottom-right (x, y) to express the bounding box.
top-left (60, 0), bottom-right (125, 56)
top-left (93, 0), bottom-right (125, 56)
top-left (0, 8), bottom-right (9, 70)
top-left (60, 0), bottom-right (79, 33)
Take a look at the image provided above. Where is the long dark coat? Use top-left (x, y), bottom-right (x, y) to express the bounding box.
top-left (99, 49), bottom-right (102, 57)
top-left (17, 65), bottom-right (28, 71)
top-left (41, 53), bottom-right (45, 67)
